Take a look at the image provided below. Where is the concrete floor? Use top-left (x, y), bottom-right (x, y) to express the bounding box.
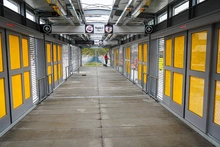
top-left (0, 66), bottom-right (214, 147)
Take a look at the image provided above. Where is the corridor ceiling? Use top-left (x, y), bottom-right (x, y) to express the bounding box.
top-left (25, 0), bottom-right (174, 47)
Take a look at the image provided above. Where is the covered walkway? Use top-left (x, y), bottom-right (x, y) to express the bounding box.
top-left (0, 67), bottom-right (214, 147)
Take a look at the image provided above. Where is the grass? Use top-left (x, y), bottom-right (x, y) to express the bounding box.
top-left (84, 62), bottom-right (103, 66)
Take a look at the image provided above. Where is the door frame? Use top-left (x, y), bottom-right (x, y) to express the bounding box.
top-left (6, 30), bottom-right (32, 122)
top-left (169, 32), bottom-right (187, 117)
top-left (0, 28), bottom-right (11, 132)
top-left (185, 25), bottom-right (212, 132)
top-left (208, 23), bottom-right (220, 140)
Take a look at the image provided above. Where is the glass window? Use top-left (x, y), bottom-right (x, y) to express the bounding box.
top-left (40, 19), bottom-right (45, 24)
top-left (165, 39), bottom-right (172, 66)
top-left (174, 1), bottom-right (189, 16)
top-left (197, 0), bottom-right (205, 4)
top-left (174, 36), bottom-right (185, 68)
top-left (158, 12), bottom-right (167, 23)
top-left (81, 0), bottom-right (114, 23)
top-left (3, 0), bottom-right (19, 13)
top-left (165, 70), bottom-right (171, 97)
top-left (190, 31), bottom-right (207, 72)
top-left (188, 76), bottom-right (205, 117)
top-left (148, 19), bottom-right (154, 25)
top-left (214, 81), bottom-right (220, 125)
top-left (26, 11), bottom-right (35, 22)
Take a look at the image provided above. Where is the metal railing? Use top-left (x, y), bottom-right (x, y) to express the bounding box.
top-left (37, 73), bottom-right (55, 104)
top-left (142, 72), bottom-right (147, 92)
top-left (147, 74), bottom-right (159, 101)
top-left (37, 76), bottom-right (47, 103)
top-left (47, 73), bottom-right (54, 95)
top-left (64, 64), bottom-right (80, 81)
top-left (131, 67), bottom-right (138, 84)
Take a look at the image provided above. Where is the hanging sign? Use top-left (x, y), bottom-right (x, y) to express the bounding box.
top-left (104, 25), bottom-right (113, 34)
top-left (85, 24), bottom-right (94, 33)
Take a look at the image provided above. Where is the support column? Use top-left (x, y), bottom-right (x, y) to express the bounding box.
top-left (20, 1), bottom-right (27, 26)
top-left (0, 0), bottom-right (4, 17)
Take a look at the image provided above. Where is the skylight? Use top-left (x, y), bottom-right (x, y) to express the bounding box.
top-left (81, 0), bottom-right (114, 23)
top-left (81, 0), bottom-right (114, 10)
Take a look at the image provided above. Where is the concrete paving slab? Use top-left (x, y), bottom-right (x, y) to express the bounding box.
top-left (0, 66), bottom-right (214, 147)
top-left (23, 113), bottom-right (101, 121)
top-left (14, 120), bottom-right (101, 130)
top-left (52, 139), bottom-right (102, 147)
top-left (0, 140), bottom-right (54, 147)
top-left (103, 135), bottom-right (215, 147)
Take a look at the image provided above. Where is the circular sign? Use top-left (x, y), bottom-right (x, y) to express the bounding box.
top-left (105, 26), bottom-right (113, 33)
top-left (145, 25), bottom-right (153, 34)
top-left (43, 24), bottom-right (51, 33)
top-left (86, 25), bottom-right (94, 33)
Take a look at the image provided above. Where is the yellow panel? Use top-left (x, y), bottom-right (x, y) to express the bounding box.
top-left (58, 63), bottom-right (61, 79)
top-left (138, 44), bottom-right (142, 62)
top-left (0, 78), bottom-right (6, 118)
top-left (9, 35), bottom-right (21, 70)
top-left (47, 43), bottom-right (51, 63)
top-left (12, 74), bottom-right (23, 109)
top-left (143, 65), bottom-right (147, 83)
top-left (116, 49), bottom-right (119, 65)
top-left (188, 76), bottom-right (204, 117)
top-left (165, 39), bottom-right (172, 66)
top-left (54, 64), bottom-right (57, 82)
top-left (217, 29), bottom-right (220, 73)
top-left (214, 81), bottom-right (220, 125)
top-left (126, 47), bottom-right (130, 60)
top-left (0, 33), bottom-right (3, 72)
top-left (143, 44), bottom-right (147, 62)
top-left (128, 62), bottom-right (130, 74)
top-left (22, 38), bottom-right (29, 67)
top-left (172, 73), bottom-right (183, 105)
top-left (48, 66), bottom-right (52, 84)
top-left (53, 44), bottom-right (57, 62)
top-left (61, 64), bottom-right (63, 77)
top-left (138, 64), bottom-right (142, 80)
top-left (165, 70), bottom-right (171, 97)
top-left (114, 50), bottom-right (117, 66)
top-left (24, 71), bottom-right (30, 99)
top-left (190, 31), bottom-right (207, 72)
top-left (58, 45), bottom-right (61, 61)
top-left (174, 36), bottom-right (184, 68)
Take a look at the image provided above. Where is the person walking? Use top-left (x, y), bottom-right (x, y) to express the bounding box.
top-left (104, 53), bottom-right (109, 66)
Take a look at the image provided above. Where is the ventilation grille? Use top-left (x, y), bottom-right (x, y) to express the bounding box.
top-left (30, 37), bottom-right (38, 104)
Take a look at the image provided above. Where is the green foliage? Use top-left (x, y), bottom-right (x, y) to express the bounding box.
top-left (84, 62), bottom-right (103, 66)
top-left (82, 48), bottom-right (109, 56)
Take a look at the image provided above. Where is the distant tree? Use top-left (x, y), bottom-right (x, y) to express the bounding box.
top-left (82, 48), bottom-right (109, 56)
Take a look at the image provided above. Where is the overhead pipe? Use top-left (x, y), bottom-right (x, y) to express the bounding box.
top-left (123, 0), bottom-right (150, 25)
top-left (68, 0), bottom-right (82, 25)
top-left (109, 34), bottom-right (117, 41)
top-left (107, 0), bottom-right (121, 23)
top-left (105, 0), bottom-right (135, 41)
top-left (76, 0), bottom-right (86, 23)
top-left (115, 0), bottom-right (134, 25)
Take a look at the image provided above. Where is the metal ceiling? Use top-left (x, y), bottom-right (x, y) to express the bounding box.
top-left (24, 0), bottom-right (175, 47)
